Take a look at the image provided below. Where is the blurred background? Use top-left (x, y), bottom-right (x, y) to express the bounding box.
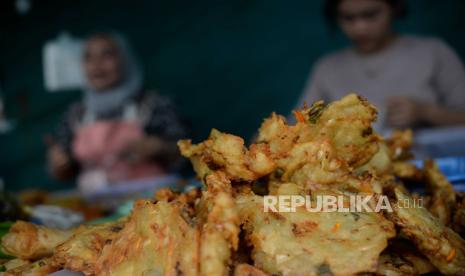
top-left (1, 0), bottom-right (465, 193)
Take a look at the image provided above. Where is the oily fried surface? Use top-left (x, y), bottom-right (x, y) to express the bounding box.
top-left (303, 94), bottom-right (379, 167)
top-left (6, 93), bottom-right (465, 276)
top-left (355, 142), bottom-right (392, 176)
top-left (2, 259), bottom-right (30, 271)
top-left (424, 160), bottom-right (456, 226)
top-left (3, 257), bottom-right (57, 276)
top-left (233, 263), bottom-right (269, 276)
top-left (376, 251), bottom-right (417, 276)
top-left (154, 187), bottom-right (202, 217)
top-left (257, 94), bottom-right (381, 191)
top-left (392, 161), bottom-right (423, 181)
top-left (94, 199), bottom-right (199, 276)
top-left (197, 172), bottom-right (240, 276)
top-left (388, 187), bottom-right (465, 275)
top-left (375, 239), bottom-right (436, 276)
top-left (178, 129), bottom-right (276, 182)
top-left (385, 130), bottom-right (424, 182)
top-left (180, 94), bottom-right (382, 193)
top-left (386, 129), bottom-right (413, 161)
top-left (52, 219), bottom-right (126, 275)
top-left (1, 221), bottom-right (74, 260)
top-left (95, 172), bottom-right (239, 276)
top-left (153, 188), bottom-right (180, 202)
top-left (258, 94), bottom-right (379, 171)
top-left (236, 193), bottom-right (395, 276)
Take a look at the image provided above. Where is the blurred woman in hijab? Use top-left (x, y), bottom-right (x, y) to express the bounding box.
top-left (297, 0), bottom-right (465, 132)
top-left (47, 32), bottom-right (188, 194)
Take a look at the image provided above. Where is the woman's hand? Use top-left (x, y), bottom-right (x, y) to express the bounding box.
top-left (387, 96), bottom-right (465, 128)
top-left (386, 97), bottom-right (422, 128)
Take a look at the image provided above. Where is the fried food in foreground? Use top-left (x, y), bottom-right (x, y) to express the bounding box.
top-left (376, 251), bottom-right (432, 276)
top-left (386, 129), bottom-right (413, 161)
top-left (388, 187), bottom-right (465, 275)
top-left (1, 221), bottom-right (74, 260)
top-left (375, 239), bottom-right (436, 275)
top-left (94, 199), bottom-right (199, 276)
top-left (236, 193), bottom-right (395, 275)
top-left (180, 94), bottom-right (380, 189)
top-left (4, 93), bottom-right (465, 276)
top-left (355, 141), bottom-right (392, 176)
top-left (376, 252), bottom-right (417, 275)
top-left (233, 263), bottom-right (269, 276)
top-left (197, 172), bottom-right (240, 276)
top-left (94, 172), bottom-right (240, 276)
top-left (52, 218), bottom-right (126, 275)
top-left (386, 130), bottom-right (424, 181)
top-left (178, 129), bottom-right (276, 182)
top-left (424, 160), bottom-right (456, 226)
top-left (392, 161), bottom-right (423, 180)
top-left (257, 95), bottom-right (382, 191)
top-left (2, 259), bottom-right (30, 271)
top-left (299, 94), bottom-right (379, 168)
top-left (2, 258), bottom-right (57, 276)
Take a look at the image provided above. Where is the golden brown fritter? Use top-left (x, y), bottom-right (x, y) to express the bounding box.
top-left (386, 129), bottom-right (414, 161)
top-left (197, 172), bottom-right (240, 276)
top-left (52, 218), bottom-right (126, 275)
top-left (4, 93), bottom-right (465, 276)
top-left (178, 129), bottom-right (276, 182)
top-left (375, 239), bottom-right (436, 275)
top-left (94, 174), bottom-right (238, 276)
top-left (1, 221), bottom-right (74, 260)
top-left (259, 94), bottom-right (379, 168)
top-left (236, 193), bottom-right (395, 276)
top-left (424, 160), bottom-right (456, 226)
top-left (94, 199), bottom-right (199, 276)
top-left (256, 94), bottom-right (382, 192)
top-left (180, 94), bottom-right (383, 194)
top-left (233, 263), bottom-right (269, 276)
top-left (2, 258), bottom-right (57, 276)
top-left (2, 259), bottom-right (30, 272)
top-left (388, 186), bottom-right (465, 275)
top-left (392, 161), bottom-right (423, 181)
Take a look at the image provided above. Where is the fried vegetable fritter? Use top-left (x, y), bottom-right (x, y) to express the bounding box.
top-left (2, 259), bottom-right (30, 272)
top-left (258, 95), bottom-right (384, 193)
top-left (197, 172), bottom-right (240, 276)
top-left (1, 221), bottom-right (74, 260)
top-left (94, 199), bottom-right (199, 276)
top-left (234, 263), bottom-right (269, 276)
top-left (178, 129), bottom-right (276, 182)
top-left (4, 93), bottom-right (465, 276)
top-left (236, 193), bottom-right (395, 276)
top-left (94, 172), bottom-right (240, 276)
top-left (386, 129), bottom-right (413, 161)
top-left (375, 239), bottom-right (436, 275)
top-left (2, 258), bottom-right (57, 276)
top-left (52, 218), bottom-right (126, 275)
top-left (424, 160), bottom-right (456, 226)
top-left (388, 187), bottom-right (465, 275)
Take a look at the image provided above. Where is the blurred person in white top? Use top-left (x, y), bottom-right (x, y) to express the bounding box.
top-left (297, 0), bottom-right (465, 134)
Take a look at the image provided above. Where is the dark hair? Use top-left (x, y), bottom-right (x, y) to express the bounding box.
top-left (324, 0), bottom-right (408, 26)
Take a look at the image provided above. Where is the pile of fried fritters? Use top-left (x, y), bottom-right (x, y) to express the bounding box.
top-left (2, 94), bottom-right (465, 276)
